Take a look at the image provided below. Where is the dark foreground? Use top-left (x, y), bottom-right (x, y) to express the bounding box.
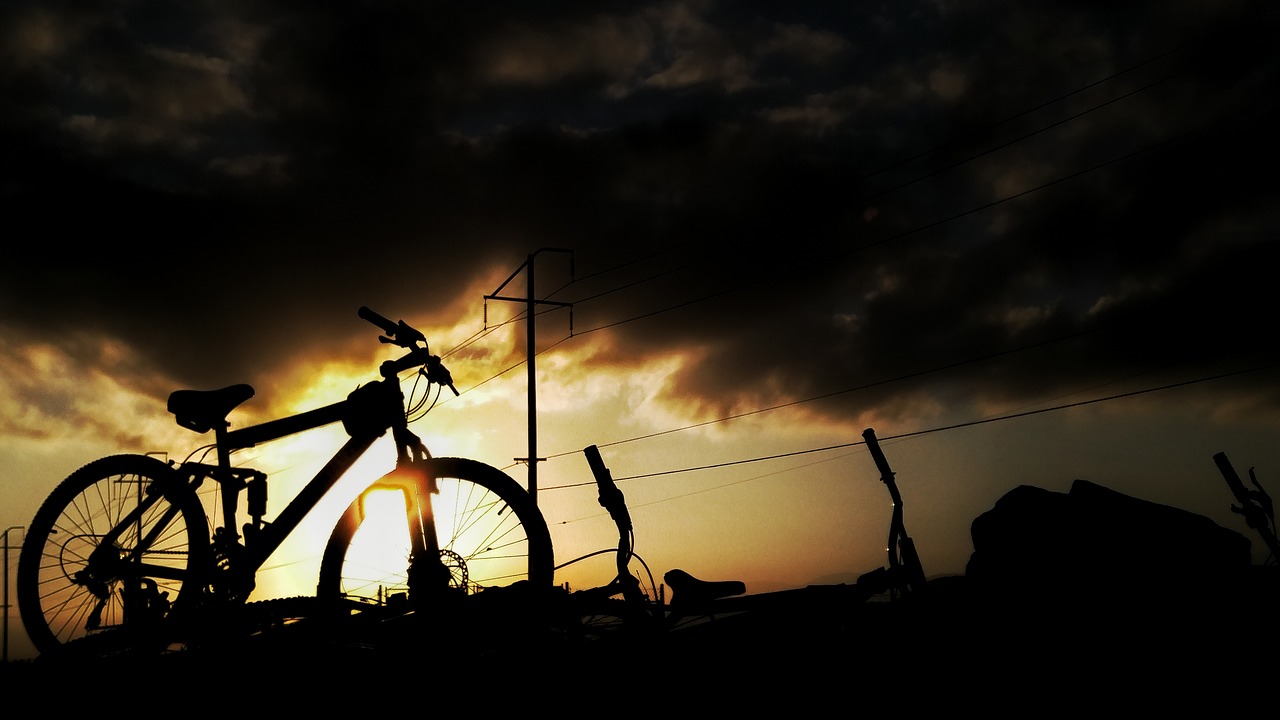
top-left (5, 572), bottom-right (1277, 709)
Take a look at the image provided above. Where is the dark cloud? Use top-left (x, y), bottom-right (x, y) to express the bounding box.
top-left (2, 0), bottom-right (1277, 421)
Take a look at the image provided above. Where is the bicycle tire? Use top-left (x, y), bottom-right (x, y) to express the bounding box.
top-left (17, 454), bottom-right (210, 657)
top-left (316, 457), bottom-right (553, 609)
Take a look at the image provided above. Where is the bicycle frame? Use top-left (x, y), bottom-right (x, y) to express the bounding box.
top-left (179, 384), bottom-right (406, 584)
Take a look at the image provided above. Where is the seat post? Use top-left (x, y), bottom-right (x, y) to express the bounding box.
top-left (213, 421), bottom-right (239, 538)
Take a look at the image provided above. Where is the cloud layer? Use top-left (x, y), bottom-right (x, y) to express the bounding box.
top-left (3, 0), bottom-right (1278, 430)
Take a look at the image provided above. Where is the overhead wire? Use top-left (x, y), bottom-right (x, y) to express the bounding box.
top-left (426, 10), bottom-right (1278, 491)
top-left (555, 9), bottom-right (1267, 331)
top-left (467, 14), bottom-right (1274, 355)
top-left (545, 361), bottom-right (1280, 490)
top-left (470, 90), bottom-right (1278, 473)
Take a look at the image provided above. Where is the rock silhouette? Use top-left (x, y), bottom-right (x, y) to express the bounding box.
top-left (967, 478), bottom-right (1253, 607)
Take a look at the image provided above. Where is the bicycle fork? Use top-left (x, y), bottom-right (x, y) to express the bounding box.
top-left (363, 458), bottom-right (460, 607)
top-left (403, 465), bottom-right (454, 601)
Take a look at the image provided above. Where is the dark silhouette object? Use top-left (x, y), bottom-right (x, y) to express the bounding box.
top-left (965, 478), bottom-right (1254, 624)
top-left (581, 445), bottom-right (654, 614)
top-left (554, 445), bottom-right (669, 641)
top-left (958, 475), bottom-right (1280, 684)
top-left (863, 427), bottom-right (928, 599)
top-left (570, 431), bottom-right (929, 643)
top-left (664, 568), bottom-right (747, 616)
top-left (657, 428), bottom-right (931, 635)
top-left (1214, 452), bottom-right (1279, 563)
top-left (17, 307), bottom-right (553, 660)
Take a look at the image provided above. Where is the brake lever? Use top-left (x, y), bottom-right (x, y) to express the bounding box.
top-left (360, 307), bottom-right (427, 349)
top-left (426, 356), bottom-right (459, 395)
top-left (394, 320), bottom-right (427, 348)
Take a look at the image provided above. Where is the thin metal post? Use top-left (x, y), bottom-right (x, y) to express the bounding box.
top-left (527, 254), bottom-right (537, 503)
top-left (484, 248), bottom-right (574, 505)
top-left (3, 526), bottom-right (23, 663)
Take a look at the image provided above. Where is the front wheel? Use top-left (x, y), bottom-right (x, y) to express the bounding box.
top-left (316, 457), bottom-right (554, 610)
top-left (17, 454), bottom-right (210, 657)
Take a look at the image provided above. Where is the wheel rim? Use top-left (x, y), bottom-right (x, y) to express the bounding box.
top-left (19, 457), bottom-right (204, 654)
top-left (319, 458), bottom-right (553, 608)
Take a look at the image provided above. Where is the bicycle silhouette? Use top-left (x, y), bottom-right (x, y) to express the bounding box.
top-left (17, 307), bottom-right (554, 657)
top-left (560, 429), bottom-right (929, 642)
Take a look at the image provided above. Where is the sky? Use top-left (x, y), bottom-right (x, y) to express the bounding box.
top-left (3, 1), bottom-right (1279, 661)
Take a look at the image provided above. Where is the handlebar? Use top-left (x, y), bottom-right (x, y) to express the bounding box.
top-left (862, 427), bottom-right (927, 596)
top-left (1213, 452), bottom-right (1253, 506)
top-left (359, 305), bottom-right (427, 348)
top-left (358, 305), bottom-right (396, 334)
top-left (584, 444), bottom-right (632, 533)
top-left (1213, 451), bottom-right (1278, 559)
top-left (361, 307), bottom-right (458, 395)
top-left (863, 427), bottom-right (895, 485)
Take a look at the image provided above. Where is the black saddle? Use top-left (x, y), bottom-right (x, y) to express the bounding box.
top-left (167, 384), bottom-right (255, 433)
top-left (664, 568), bottom-right (746, 612)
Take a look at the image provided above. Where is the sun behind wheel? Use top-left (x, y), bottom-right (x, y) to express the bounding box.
top-left (17, 454), bottom-right (210, 657)
top-left (316, 457), bottom-right (553, 612)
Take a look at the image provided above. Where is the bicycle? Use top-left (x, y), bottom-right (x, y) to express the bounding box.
top-left (17, 306), bottom-right (555, 659)
top-left (558, 429), bottom-right (926, 646)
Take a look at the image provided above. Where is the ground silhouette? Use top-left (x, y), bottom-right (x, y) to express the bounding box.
top-left (5, 479), bottom-right (1276, 708)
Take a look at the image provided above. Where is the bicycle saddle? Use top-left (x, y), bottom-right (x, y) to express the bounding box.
top-left (664, 568), bottom-right (746, 610)
top-left (167, 384), bottom-right (256, 433)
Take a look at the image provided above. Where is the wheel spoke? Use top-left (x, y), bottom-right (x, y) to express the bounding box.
top-left (18, 455), bottom-right (208, 655)
top-left (317, 457), bottom-right (552, 608)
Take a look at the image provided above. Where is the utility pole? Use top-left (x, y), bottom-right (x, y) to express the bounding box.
top-left (485, 248), bottom-right (573, 505)
top-left (3, 526), bottom-right (22, 663)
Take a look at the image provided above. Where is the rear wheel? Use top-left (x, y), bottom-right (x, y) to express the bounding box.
top-left (317, 457), bottom-right (553, 610)
top-left (17, 454), bottom-right (209, 657)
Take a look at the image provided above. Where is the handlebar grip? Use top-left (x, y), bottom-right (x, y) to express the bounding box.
top-left (358, 306), bottom-right (398, 335)
top-left (424, 356), bottom-right (459, 395)
top-left (584, 444), bottom-right (610, 482)
top-left (863, 428), bottom-right (895, 483)
top-left (584, 445), bottom-right (631, 531)
top-left (1213, 452), bottom-right (1251, 503)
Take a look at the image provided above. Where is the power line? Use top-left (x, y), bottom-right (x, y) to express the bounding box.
top-left (452, 92), bottom-right (1277, 410)
top-left (554, 75), bottom-right (1277, 348)
top-left (425, 14), bottom-right (1279, 483)
top-left (540, 327), bottom-right (1100, 461)
top-left (860, 69), bottom-right (1189, 206)
top-left (854, 2), bottom-right (1275, 187)
top-left (545, 9), bottom-right (1271, 332)
top-left (442, 8), bottom-right (1271, 376)
top-left (434, 89), bottom-right (1278, 481)
top-left (543, 361), bottom-right (1279, 489)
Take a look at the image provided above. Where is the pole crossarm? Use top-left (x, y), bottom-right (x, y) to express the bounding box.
top-left (485, 295), bottom-right (573, 310)
top-left (486, 247), bottom-right (575, 299)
